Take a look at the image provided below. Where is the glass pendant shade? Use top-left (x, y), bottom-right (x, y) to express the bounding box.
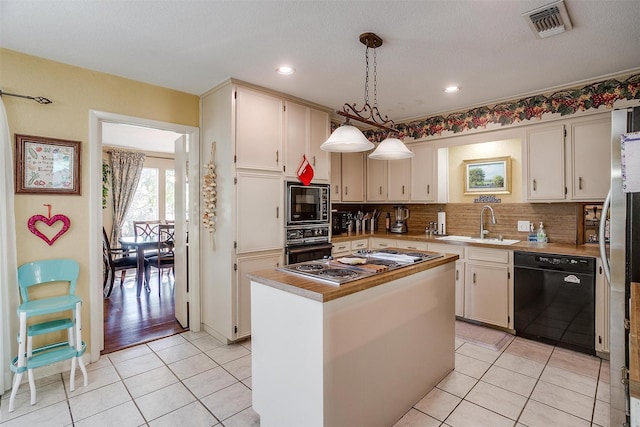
top-left (368, 137), bottom-right (414, 160)
top-left (320, 124), bottom-right (374, 152)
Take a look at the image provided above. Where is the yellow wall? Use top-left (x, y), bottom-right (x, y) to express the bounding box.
top-left (1, 48), bottom-right (199, 355)
top-left (447, 139), bottom-right (522, 203)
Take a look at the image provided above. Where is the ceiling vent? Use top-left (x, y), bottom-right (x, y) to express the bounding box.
top-left (523, 0), bottom-right (573, 39)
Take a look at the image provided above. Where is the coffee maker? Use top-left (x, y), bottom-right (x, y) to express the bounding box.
top-left (390, 205), bottom-right (409, 234)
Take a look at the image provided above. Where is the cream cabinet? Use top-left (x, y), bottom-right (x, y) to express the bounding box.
top-left (429, 243), bottom-right (466, 318)
top-left (236, 252), bottom-right (283, 339)
top-left (332, 239), bottom-right (368, 258)
top-left (235, 86), bottom-right (283, 172)
top-left (464, 247), bottom-right (512, 329)
top-left (367, 158), bottom-right (387, 202)
top-left (341, 152), bottom-right (366, 202)
top-left (595, 257), bottom-right (609, 354)
top-left (284, 101), bottom-right (330, 181)
top-left (236, 172), bottom-right (283, 253)
top-left (369, 237), bottom-right (397, 250)
top-left (525, 124), bottom-right (566, 201)
top-left (569, 117), bottom-right (611, 201)
top-left (330, 152), bottom-right (342, 202)
top-left (388, 158), bottom-right (411, 202)
top-left (410, 142), bottom-right (436, 202)
top-left (397, 240), bottom-right (428, 251)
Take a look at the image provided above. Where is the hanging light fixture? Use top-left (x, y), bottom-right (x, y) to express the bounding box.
top-left (321, 32), bottom-right (413, 160)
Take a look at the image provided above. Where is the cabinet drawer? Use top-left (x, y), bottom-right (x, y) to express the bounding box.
top-left (428, 243), bottom-right (465, 259)
top-left (397, 240), bottom-right (428, 251)
top-left (467, 247), bottom-right (510, 264)
top-left (370, 238), bottom-right (397, 249)
top-left (350, 239), bottom-right (369, 251)
top-left (332, 242), bottom-right (351, 254)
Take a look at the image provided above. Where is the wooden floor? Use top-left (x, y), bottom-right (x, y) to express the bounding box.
top-left (102, 269), bottom-right (187, 354)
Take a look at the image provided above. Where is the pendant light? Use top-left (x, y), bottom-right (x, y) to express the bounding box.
top-left (321, 32), bottom-right (413, 160)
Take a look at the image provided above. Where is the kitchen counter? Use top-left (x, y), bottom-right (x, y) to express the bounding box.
top-left (248, 252), bottom-right (458, 302)
top-left (250, 250), bottom-right (456, 427)
top-left (332, 230), bottom-right (603, 257)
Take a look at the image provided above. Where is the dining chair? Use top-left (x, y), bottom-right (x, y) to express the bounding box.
top-left (103, 228), bottom-right (149, 297)
top-left (146, 224), bottom-right (175, 295)
top-left (133, 220), bottom-right (161, 257)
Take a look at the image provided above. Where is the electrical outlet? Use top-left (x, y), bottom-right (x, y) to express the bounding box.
top-left (517, 220), bottom-right (531, 232)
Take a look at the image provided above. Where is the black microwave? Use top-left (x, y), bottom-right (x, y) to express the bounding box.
top-left (285, 182), bottom-right (330, 226)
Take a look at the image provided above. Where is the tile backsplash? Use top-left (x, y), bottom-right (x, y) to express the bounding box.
top-left (333, 203), bottom-right (579, 245)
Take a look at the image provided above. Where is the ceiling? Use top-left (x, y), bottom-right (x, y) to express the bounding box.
top-left (1, 0), bottom-right (640, 125)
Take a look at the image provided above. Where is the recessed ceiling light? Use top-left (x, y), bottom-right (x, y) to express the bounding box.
top-left (276, 66), bottom-right (295, 75)
top-left (444, 86), bottom-right (460, 93)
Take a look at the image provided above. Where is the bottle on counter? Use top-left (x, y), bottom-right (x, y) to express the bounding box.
top-left (537, 221), bottom-right (547, 243)
top-left (528, 222), bottom-right (537, 242)
top-left (385, 212), bottom-right (390, 232)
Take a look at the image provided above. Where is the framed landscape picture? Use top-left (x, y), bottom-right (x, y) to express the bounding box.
top-left (463, 156), bottom-right (511, 195)
top-left (15, 134), bottom-right (81, 195)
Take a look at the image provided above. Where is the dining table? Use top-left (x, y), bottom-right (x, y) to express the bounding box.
top-left (119, 235), bottom-right (159, 297)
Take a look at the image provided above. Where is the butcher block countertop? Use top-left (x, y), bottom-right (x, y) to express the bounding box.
top-left (332, 231), bottom-right (603, 258)
top-left (248, 253), bottom-right (458, 303)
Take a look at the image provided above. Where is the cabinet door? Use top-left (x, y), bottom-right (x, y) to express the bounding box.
top-left (465, 262), bottom-right (509, 328)
top-left (367, 158), bottom-right (387, 201)
top-left (571, 117), bottom-right (611, 200)
top-left (236, 173), bottom-right (283, 253)
top-left (235, 86), bottom-right (283, 171)
top-left (369, 238), bottom-right (397, 249)
top-left (526, 125), bottom-right (566, 200)
top-left (309, 109), bottom-right (330, 181)
top-left (284, 101), bottom-right (308, 179)
top-left (341, 152), bottom-right (365, 202)
top-left (455, 261), bottom-right (465, 317)
top-left (410, 143), bottom-right (435, 202)
top-left (388, 158), bottom-right (411, 201)
top-left (330, 152), bottom-right (342, 202)
top-left (237, 252), bottom-right (283, 339)
top-left (595, 258), bottom-right (609, 353)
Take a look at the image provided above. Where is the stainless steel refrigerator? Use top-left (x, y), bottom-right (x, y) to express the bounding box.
top-left (602, 106), bottom-right (640, 426)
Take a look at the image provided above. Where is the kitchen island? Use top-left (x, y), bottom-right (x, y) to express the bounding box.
top-left (249, 251), bottom-right (458, 427)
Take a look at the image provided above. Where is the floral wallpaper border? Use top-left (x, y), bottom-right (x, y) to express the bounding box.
top-left (332, 73), bottom-right (640, 142)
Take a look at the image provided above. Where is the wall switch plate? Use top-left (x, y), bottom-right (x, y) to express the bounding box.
top-left (517, 221), bottom-right (531, 232)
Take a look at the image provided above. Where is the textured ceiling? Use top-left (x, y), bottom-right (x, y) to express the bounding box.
top-left (1, 0), bottom-right (640, 123)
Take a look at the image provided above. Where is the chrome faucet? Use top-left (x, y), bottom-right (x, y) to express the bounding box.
top-left (480, 205), bottom-right (497, 239)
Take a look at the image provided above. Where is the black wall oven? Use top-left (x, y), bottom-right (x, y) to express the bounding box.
top-left (285, 225), bottom-right (332, 264)
top-left (286, 182), bottom-right (330, 226)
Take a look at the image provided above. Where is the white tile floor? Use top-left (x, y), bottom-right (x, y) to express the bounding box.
top-left (0, 326), bottom-right (610, 427)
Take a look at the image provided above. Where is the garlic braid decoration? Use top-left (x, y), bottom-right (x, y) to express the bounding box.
top-left (202, 142), bottom-right (217, 247)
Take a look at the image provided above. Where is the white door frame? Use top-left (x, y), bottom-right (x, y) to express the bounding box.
top-left (89, 110), bottom-right (200, 362)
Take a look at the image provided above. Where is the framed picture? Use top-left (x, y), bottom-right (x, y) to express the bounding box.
top-left (463, 156), bottom-right (511, 195)
top-left (15, 134), bottom-right (81, 195)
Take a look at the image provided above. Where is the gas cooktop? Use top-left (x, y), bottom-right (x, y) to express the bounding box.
top-left (277, 249), bottom-right (444, 286)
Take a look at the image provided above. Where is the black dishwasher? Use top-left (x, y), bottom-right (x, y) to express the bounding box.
top-left (514, 251), bottom-right (595, 355)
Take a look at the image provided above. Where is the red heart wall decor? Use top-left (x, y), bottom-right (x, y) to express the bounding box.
top-left (27, 214), bottom-right (71, 246)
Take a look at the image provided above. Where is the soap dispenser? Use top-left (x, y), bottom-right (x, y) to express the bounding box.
top-left (537, 222), bottom-right (547, 243)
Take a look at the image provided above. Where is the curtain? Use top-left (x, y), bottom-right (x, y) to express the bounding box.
top-left (0, 97), bottom-right (19, 393)
top-left (109, 150), bottom-right (145, 247)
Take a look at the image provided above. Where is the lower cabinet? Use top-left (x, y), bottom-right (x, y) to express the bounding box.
top-left (464, 247), bottom-right (513, 329)
top-left (595, 257), bottom-right (609, 353)
top-left (428, 243), bottom-right (465, 318)
top-left (369, 237), bottom-right (397, 250)
top-left (236, 251), bottom-right (283, 339)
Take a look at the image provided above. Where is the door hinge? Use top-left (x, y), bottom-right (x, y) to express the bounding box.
top-left (234, 325), bottom-right (238, 333)
top-left (625, 318), bottom-right (631, 330)
top-left (508, 271), bottom-right (511, 279)
top-left (234, 177), bottom-right (238, 184)
top-left (234, 90), bottom-right (237, 99)
top-left (233, 263), bottom-right (237, 271)
top-left (234, 241), bottom-right (237, 249)
top-left (621, 366), bottom-right (630, 385)
top-left (564, 186), bottom-right (567, 195)
top-left (563, 128), bottom-right (567, 138)
top-left (283, 104), bottom-right (286, 112)
top-left (283, 165), bottom-right (286, 172)
top-left (599, 335), bottom-right (603, 344)
top-left (508, 315), bottom-right (511, 324)
top-left (234, 155), bottom-right (237, 164)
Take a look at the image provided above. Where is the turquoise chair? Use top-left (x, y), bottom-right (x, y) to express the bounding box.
top-left (8, 259), bottom-right (88, 412)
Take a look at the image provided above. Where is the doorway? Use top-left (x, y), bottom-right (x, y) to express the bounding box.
top-left (89, 111), bottom-right (200, 361)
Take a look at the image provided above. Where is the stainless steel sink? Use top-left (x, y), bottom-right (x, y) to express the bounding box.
top-left (436, 235), bottom-right (520, 245)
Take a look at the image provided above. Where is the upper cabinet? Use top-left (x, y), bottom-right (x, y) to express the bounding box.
top-left (235, 86), bottom-right (283, 171)
top-left (366, 158), bottom-right (387, 202)
top-left (388, 158), bottom-right (411, 202)
top-left (341, 152), bottom-right (366, 202)
top-left (330, 152), bottom-right (342, 202)
top-left (569, 117), bottom-right (611, 201)
top-left (284, 101), bottom-right (330, 181)
top-left (410, 142), bottom-right (436, 202)
top-left (525, 124), bottom-right (566, 201)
